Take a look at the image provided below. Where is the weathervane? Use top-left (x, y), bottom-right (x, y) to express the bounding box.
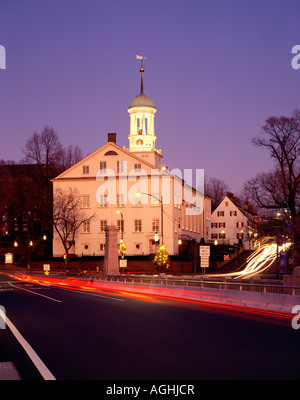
top-left (136, 55), bottom-right (146, 94)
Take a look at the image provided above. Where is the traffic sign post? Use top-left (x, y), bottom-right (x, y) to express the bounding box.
top-left (199, 246), bottom-right (210, 275)
top-left (43, 264), bottom-right (50, 276)
top-left (119, 259), bottom-right (127, 274)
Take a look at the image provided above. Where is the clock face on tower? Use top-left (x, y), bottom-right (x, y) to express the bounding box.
top-left (136, 139), bottom-right (143, 146)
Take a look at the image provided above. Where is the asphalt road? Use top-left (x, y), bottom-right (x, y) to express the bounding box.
top-left (0, 272), bottom-right (299, 381)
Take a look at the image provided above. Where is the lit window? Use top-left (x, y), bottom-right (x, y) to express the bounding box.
top-left (219, 222), bottom-right (226, 228)
top-left (152, 219), bottom-right (159, 232)
top-left (82, 195), bottom-right (90, 208)
top-left (230, 211), bottom-right (237, 216)
top-left (99, 195), bottom-right (107, 207)
top-left (117, 220), bottom-right (124, 233)
top-left (100, 220), bottom-right (107, 232)
top-left (135, 220), bottom-right (142, 232)
top-left (82, 220), bottom-right (90, 233)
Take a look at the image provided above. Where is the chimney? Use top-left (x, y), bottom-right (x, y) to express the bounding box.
top-left (107, 133), bottom-right (117, 144)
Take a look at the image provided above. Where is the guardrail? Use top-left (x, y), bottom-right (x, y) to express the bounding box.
top-left (99, 275), bottom-right (300, 296)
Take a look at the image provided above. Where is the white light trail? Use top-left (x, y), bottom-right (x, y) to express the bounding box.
top-left (209, 238), bottom-right (291, 280)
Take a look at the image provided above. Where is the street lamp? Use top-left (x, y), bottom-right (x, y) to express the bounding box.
top-left (136, 191), bottom-right (164, 245)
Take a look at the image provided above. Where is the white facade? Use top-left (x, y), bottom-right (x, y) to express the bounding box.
top-left (210, 195), bottom-right (260, 250)
top-left (52, 66), bottom-right (211, 258)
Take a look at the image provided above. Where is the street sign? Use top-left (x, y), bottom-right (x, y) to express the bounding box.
top-left (119, 259), bottom-right (127, 268)
top-left (200, 246), bottom-right (210, 257)
top-left (201, 256), bottom-right (209, 268)
top-left (43, 264), bottom-right (50, 276)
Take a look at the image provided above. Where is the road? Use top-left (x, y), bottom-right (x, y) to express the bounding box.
top-left (0, 272), bottom-right (299, 381)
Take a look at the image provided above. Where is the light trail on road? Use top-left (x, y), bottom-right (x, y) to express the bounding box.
top-left (208, 239), bottom-right (292, 279)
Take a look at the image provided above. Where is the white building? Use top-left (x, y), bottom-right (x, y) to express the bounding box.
top-left (52, 64), bottom-right (211, 258)
top-left (210, 194), bottom-right (260, 250)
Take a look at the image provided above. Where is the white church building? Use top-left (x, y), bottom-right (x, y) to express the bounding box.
top-left (52, 62), bottom-right (211, 258)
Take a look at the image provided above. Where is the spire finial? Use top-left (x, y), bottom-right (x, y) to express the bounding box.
top-left (136, 55), bottom-right (146, 94)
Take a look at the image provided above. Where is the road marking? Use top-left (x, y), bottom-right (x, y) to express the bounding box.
top-left (9, 283), bottom-right (62, 303)
top-left (0, 308), bottom-right (56, 380)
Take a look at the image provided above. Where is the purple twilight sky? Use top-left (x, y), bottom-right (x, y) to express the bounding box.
top-left (0, 0), bottom-right (299, 194)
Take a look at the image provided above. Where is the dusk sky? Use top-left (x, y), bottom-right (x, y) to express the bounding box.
top-left (0, 0), bottom-right (299, 194)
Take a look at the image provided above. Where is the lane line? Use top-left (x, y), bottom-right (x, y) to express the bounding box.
top-left (0, 308), bottom-right (56, 380)
top-left (9, 283), bottom-right (62, 303)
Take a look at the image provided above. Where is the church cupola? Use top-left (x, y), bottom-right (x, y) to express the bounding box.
top-left (128, 56), bottom-right (162, 167)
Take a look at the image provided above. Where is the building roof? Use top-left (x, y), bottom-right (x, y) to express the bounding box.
top-left (129, 93), bottom-right (156, 109)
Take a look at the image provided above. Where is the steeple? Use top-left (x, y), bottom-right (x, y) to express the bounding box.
top-left (127, 56), bottom-right (162, 168)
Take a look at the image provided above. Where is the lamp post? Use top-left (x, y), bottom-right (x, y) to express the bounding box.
top-left (136, 191), bottom-right (163, 245)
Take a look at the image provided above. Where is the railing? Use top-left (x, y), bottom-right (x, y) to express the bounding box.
top-left (99, 274), bottom-right (300, 296)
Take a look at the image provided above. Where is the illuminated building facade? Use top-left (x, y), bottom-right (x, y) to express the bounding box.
top-left (52, 65), bottom-right (211, 258)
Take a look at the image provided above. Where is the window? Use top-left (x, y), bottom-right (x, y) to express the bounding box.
top-left (152, 219), bottom-right (159, 232)
top-left (117, 219), bottom-right (124, 233)
top-left (225, 201), bottom-right (228, 207)
top-left (82, 195), bottom-right (90, 208)
top-left (99, 161), bottom-right (107, 173)
top-left (237, 233), bottom-right (243, 239)
top-left (117, 194), bottom-right (125, 206)
top-left (117, 161), bottom-right (124, 173)
top-left (100, 220), bottom-right (107, 232)
top-left (82, 165), bottom-right (89, 174)
top-left (211, 233), bottom-right (218, 239)
top-left (134, 163), bottom-right (141, 172)
top-left (219, 222), bottom-right (226, 228)
top-left (237, 222), bottom-right (243, 228)
top-left (98, 195), bottom-right (107, 207)
top-left (100, 243), bottom-right (105, 251)
top-left (219, 233), bottom-right (226, 239)
top-left (230, 211), bottom-right (237, 216)
top-left (134, 219), bottom-right (142, 232)
top-left (211, 223), bottom-right (218, 228)
top-left (82, 220), bottom-right (90, 233)
top-left (217, 211), bottom-right (224, 217)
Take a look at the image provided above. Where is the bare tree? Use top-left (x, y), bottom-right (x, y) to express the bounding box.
top-left (53, 187), bottom-right (94, 269)
top-left (22, 125), bottom-right (63, 172)
top-left (60, 145), bottom-right (83, 169)
top-left (40, 125), bottom-right (64, 170)
top-left (22, 126), bottom-right (83, 175)
top-left (249, 109), bottom-right (300, 266)
top-left (204, 176), bottom-right (230, 210)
